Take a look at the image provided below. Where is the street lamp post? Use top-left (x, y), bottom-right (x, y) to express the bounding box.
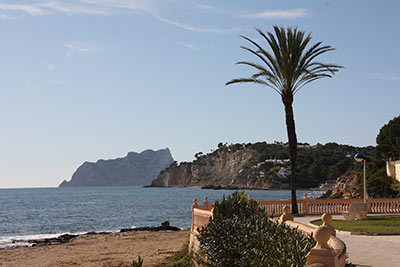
top-left (354, 153), bottom-right (367, 203)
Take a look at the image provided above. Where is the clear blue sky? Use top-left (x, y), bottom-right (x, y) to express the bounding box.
top-left (0, 0), bottom-right (399, 188)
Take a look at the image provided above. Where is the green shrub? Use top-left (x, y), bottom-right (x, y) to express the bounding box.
top-left (166, 243), bottom-right (195, 267)
top-left (132, 255), bottom-right (143, 267)
top-left (198, 192), bottom-right (315, 267)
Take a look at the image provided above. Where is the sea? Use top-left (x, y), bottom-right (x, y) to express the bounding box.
top-left (0, 187), bottom-right (324, 249)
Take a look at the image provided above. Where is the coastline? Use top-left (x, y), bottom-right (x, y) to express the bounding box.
top-left (1, 223), bottom-right (183, 250)
top-left (0, 230), bottom-right (190, 267)
top-left (148, 184), bottom-right (326, 192)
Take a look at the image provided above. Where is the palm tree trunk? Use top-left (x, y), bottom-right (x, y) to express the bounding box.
top-left (283, 99), bottom-right (298, 214)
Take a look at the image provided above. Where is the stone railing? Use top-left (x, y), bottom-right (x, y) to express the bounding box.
top-left (188, 197), bottom-right (213, 256)
top-left (189, 197), bottom-right (346, 267)
top-left (277, 206), bottom-right (346, 267)
top-left (259, 195), bottom-right (400, 216)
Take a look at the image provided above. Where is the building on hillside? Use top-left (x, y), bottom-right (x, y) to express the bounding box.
top-left (277, 167), bottom-right (290, 178)
top-left (264, 159), bottom-right (290, 165)
top-left (386, 160), bottom-right (400, 182)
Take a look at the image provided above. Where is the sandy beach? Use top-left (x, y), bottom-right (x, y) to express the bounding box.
top-left (0, 230), bottom-right (190, 267)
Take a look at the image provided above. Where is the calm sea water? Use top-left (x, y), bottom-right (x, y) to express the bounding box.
top-left (0, 187), bottom-right (322, 248)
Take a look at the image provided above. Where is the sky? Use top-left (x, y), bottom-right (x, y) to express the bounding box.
top-left (0, 0), bottom-right (399, 188)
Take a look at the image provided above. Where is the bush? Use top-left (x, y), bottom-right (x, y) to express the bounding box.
top-left (132, 255), bottom-right (143, 267)
top-left (166, 243), bottom-right (194, 267)
top-left (198, 192), bottom-right (315, 267)
top-left (366, 168), bottom-right (399, 198)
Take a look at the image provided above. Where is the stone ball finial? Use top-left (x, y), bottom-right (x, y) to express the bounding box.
top-left (321, 213), bottom-right (336, 237)
top-left (283, 205), bottom-right (290, 214)
top-left (202, 197), bottom-right (212, 210)
top-left (313, 226), bottom-right (332, 250)
top-left (192, 199), bottom-right (198, 209)
top-left (322, 213), bottom-right (332, 225)
top-left (279, 205), bottom-right (294, 222)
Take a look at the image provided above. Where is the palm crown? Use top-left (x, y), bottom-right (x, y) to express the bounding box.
top-left (226, 26), bottom-right (342, 103)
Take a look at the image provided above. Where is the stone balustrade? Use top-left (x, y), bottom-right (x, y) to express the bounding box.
top-left (259, 194), bottom-right (400, 216)
top-left (282, 213), bottom-right (346, 267)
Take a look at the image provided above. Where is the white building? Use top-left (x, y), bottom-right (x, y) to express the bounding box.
top-left (387, 160), bottom-right (400, 182)
top-left (264, 159), bottom-right (290, 165)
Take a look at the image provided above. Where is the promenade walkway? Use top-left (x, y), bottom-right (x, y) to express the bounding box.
top-left (296, 215), bottom-right (400, 267)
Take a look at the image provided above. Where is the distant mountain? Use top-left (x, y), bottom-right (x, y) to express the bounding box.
top-left (59, 148), bottom-right (174, 187)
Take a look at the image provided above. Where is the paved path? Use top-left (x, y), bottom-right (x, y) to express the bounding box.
top-left (295, 215), bottom-right (400, 267)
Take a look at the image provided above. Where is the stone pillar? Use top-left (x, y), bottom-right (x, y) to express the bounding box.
top-left (279, 205), bottom-right (294, 222)
top-left (307, 226), bottom-right (337, 267)
top-left (191, 199), bottom-right (198, 231)
top-left (307, 213), bottom-right (341, 267)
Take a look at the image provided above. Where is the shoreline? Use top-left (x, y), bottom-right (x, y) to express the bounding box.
top-left (1, 222), bottom-right (185, 250)
top-left (0, 230), bottom-right (190, 267)
top-left (147, 185), bottom-right (326, 192)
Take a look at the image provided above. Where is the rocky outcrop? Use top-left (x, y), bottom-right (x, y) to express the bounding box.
top-left (319, 171), bottom-right (361, 199)
top-left (150, 147), bottom-right (283, 189)
top-left (29, 234), bottom-right (78, 246)
top-left (120, 221), bottom-right (180, 232)
top-left (320, 169), bottom-right (400, 199)
top-left (59, 148), bottom-right (174, 187)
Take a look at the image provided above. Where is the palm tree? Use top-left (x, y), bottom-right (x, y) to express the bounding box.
top-left (226, 26), bottom-right (342, 214)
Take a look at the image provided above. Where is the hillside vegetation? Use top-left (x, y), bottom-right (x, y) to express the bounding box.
top-left (151, 142), bottom-right (375, 189)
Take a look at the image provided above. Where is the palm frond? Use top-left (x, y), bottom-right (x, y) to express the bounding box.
top-left (226, 77), bottom-right (281, 95)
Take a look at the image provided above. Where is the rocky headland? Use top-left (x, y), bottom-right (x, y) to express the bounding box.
top-left (150, 142), bottom-right (376, 190)
top-left (59, 148), bottom-right (174, 187)
top-left (150, 143), bottom-right (287, 189)
top-left (151, 145), bottom-right (280, 189)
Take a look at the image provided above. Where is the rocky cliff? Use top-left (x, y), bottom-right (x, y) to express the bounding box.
top-left (150, 145), bottom-right (287, 189)
top-left (59, 148), bottom-right (174, 187)
top-left (150, 142), bottom-right (377, 189)
top-left (320, 169), bottom-right (400, 199)
top-left (319, 171), bottom-right (361, 199)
